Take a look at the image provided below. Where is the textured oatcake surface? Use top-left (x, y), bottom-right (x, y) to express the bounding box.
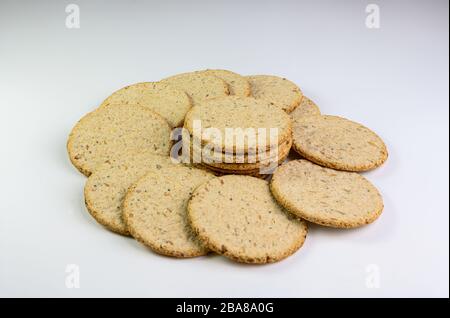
top-left (246, 75), bottom-right (303, 113)
top-left (123, 165), bottom-right (215, 258)
top-left (187, 175), bottom-right (308, 264)
top-left (161, 71), bottom-right (229, 105)
top-left (290, 96), bottom-right (321, 121)
top-left (67, 104), bottom-right (172, 176)
top-left (270, 160), bottom-right (384, 228)
top-left (84, 152), bottom-right (175, 235)
top-left (292, 115), bottom-right (388, 171)
top-left (100, 81), bottom-right (191, 128)
top-left (184, 96), bottom-right (292, 154)
top-left (202, 69), bottom-right (251, 97)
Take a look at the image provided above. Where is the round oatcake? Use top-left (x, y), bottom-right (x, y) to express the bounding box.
top-left (84, 151), bottom-right (175, 235)
top-left (246, 75), bottom-right (303, 113)
top-left (270, 160), bottom-right (384, 228)
top-left (292, 115), bottom-right (388, 171)
top-left (184, 96), bottom-right (292, 154)
top-left (161, 71), bottom-right (229, 105)
top-left (67, 104), bottom-right (172, 176)
top-left (123, 165), bottom-right (215, 258)
top-left (290, 96), bottom-right (321, 121)
top-left (100, 81), bottom-right (191, 127)
top-left (202, 69), bottom-right (251, 97)
top-left (187, 175), bottom-right (308, 264)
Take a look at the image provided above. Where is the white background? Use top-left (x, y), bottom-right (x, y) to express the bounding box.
top-left (0, 0), bottom-right (448, 297)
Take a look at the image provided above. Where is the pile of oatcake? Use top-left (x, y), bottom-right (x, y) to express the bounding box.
top-left (67, 69), bottom-right (388, 264)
